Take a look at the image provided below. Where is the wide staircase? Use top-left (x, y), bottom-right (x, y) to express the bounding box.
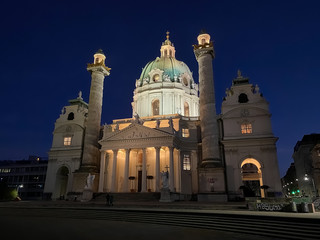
top-left (92, 192), bottom-right (161, 203)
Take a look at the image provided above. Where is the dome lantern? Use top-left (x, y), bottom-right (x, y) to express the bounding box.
top-left (160, 31), bottom-right (176, 58)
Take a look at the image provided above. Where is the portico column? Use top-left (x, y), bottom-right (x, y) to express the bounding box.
top-left (98, 151), bottom-right (106, 192)
top-left (141, 148), bottom-right (147, 192)
top-left (169, 146), bottom-right (174, 192)
top-left (155, 147), bottom-right (160, 192)
top-left (111, 149), bottom-right (118, 192)
top-left (123, 149), bottom-right (130, 192)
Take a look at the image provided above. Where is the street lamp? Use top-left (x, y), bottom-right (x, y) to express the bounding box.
top-left (17, 184), bottom-right (23, 199)
top-left (304, 174), bottom-right (317, 197)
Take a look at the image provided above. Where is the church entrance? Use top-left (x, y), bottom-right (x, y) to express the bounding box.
top-left (138, 170), bottom-right (142, 192)
top-left (240, 158), bottom-right (264, 197)
top-left (54, 166), bottom-right (69, 200)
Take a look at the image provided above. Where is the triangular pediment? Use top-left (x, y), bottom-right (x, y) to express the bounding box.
top-left (99, 123), bottom-right (174, 143)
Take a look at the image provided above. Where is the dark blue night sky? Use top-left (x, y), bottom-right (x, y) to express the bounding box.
top-left (1, 0), bottom-right (319, 177)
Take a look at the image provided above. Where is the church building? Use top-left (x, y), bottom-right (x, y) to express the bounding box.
top-left (44, 31), bottom-right (283, 201)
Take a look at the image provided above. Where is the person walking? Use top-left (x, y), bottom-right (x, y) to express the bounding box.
top-left (109, 194), bottom-right (114, 206)
top-left (106, 193), bottom-right (110, 206)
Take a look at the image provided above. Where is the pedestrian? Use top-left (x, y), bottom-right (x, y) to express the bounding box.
top-left (109, 194), bottom-right (114, 206)
top-left (106, 193), bottom-right (110, 206)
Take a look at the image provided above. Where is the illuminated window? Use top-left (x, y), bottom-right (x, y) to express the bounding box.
top-left (182, 128), bottom-right (190, 138)
top-left (184, 102), bottom-right (189, 117)
top-left (183, 154), bottom-right (191, 170)
top-left (153, 74), bottom-right (160, 82)
top-left (183, 77), bottom-right (188, 86)
top-left (241, 123), bottom-right (252, 134)
top-left (152, 99), bottom-right (159, 116)
top-left (64, 137), bottom-right (72, 146)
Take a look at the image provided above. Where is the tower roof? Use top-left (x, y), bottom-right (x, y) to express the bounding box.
top-left (95, 49), bottom-right (105, 55)
top-left (232, 69), bottom-right (249, 85)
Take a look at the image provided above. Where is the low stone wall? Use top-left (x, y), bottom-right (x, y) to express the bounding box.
top-left (247, 197), bottom-right (317, 213)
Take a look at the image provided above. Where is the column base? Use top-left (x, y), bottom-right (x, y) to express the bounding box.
top-left (159, 188), bottom-right (174, 202)
top-left (198, 167), bottom-right (226, 193)
top-left (72, 171), bottom-right (99, 193)
top-left (81, 189), bottom-right (93, 202)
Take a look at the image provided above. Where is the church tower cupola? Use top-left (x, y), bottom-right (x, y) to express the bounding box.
top-left (94, 49), bottom-right (106, 65)
top-left (197, 31), bottom-right (211, 45)
top-left (160, 31), bottom-right (176, 58)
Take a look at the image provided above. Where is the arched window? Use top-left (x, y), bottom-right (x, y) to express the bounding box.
top-left (67, 112), bottom-right (74, 120)
top-left (201, 39), bottom-right (206, 45)
top-left (238, 93), bottom-right (248, 103)
top-left (183, 77), bottom-right (188, 86)
top-left (152, 99), bottom-right (159, 116)
top-left (184, 102), bottom-right (190, 117)
top-left (153, 74), bottom-right (160, 82)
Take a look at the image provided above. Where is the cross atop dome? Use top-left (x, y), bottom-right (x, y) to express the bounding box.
top-left (161, 31), bottom-right (175, 58)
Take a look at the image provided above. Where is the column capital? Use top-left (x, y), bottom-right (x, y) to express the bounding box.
top-left (87, 64), bottom-right (111, 76)
top-left (193, 47), bottom-right (214, 60)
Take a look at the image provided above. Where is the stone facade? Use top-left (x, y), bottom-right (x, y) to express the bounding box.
top-left (44, 32), bottom-right (283, 201)
top-left (43, 94), bottom-right (88, 199)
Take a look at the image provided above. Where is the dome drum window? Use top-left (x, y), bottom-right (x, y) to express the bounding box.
top-left (152, 99), bottom-right (160, 116)
top-left (183, 77), bottom-right (189, 86)
top-left (153, 74), bottom-right (160, 82)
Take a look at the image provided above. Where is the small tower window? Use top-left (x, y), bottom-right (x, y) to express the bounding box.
top-left (238, 93), bottom-right (249, 103)
top-left (67, 112), bottom-right (74, 120)
top-left (184, 102), bottom-right (190, 117)
top-left (183, 154), bottom-right (191, 170)
top-left (241, 123), bottom-right (252, 134)
top-left (182, 128), bottom-right (190, 138)
top-left (64, 137), bottom-right (72, 146)
top-left (152, 99), bottom-right (160, 116)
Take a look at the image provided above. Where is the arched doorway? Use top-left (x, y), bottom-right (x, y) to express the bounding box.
top-left (240, 158), bottom-right (264, 197)
top-left (53, 166), bottom-right (69, 200)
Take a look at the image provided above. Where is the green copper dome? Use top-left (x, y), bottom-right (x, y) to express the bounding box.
top-left (138, 56), bottom-right (194, 86)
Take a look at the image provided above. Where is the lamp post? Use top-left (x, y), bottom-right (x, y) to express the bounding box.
top-left (17, 184), bottom-right (23, 200)
top-left (304, 174), bottom-right (317, 198)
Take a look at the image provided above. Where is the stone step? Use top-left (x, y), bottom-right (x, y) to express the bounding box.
top-left (93, 192), bottom-right (161, 202)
